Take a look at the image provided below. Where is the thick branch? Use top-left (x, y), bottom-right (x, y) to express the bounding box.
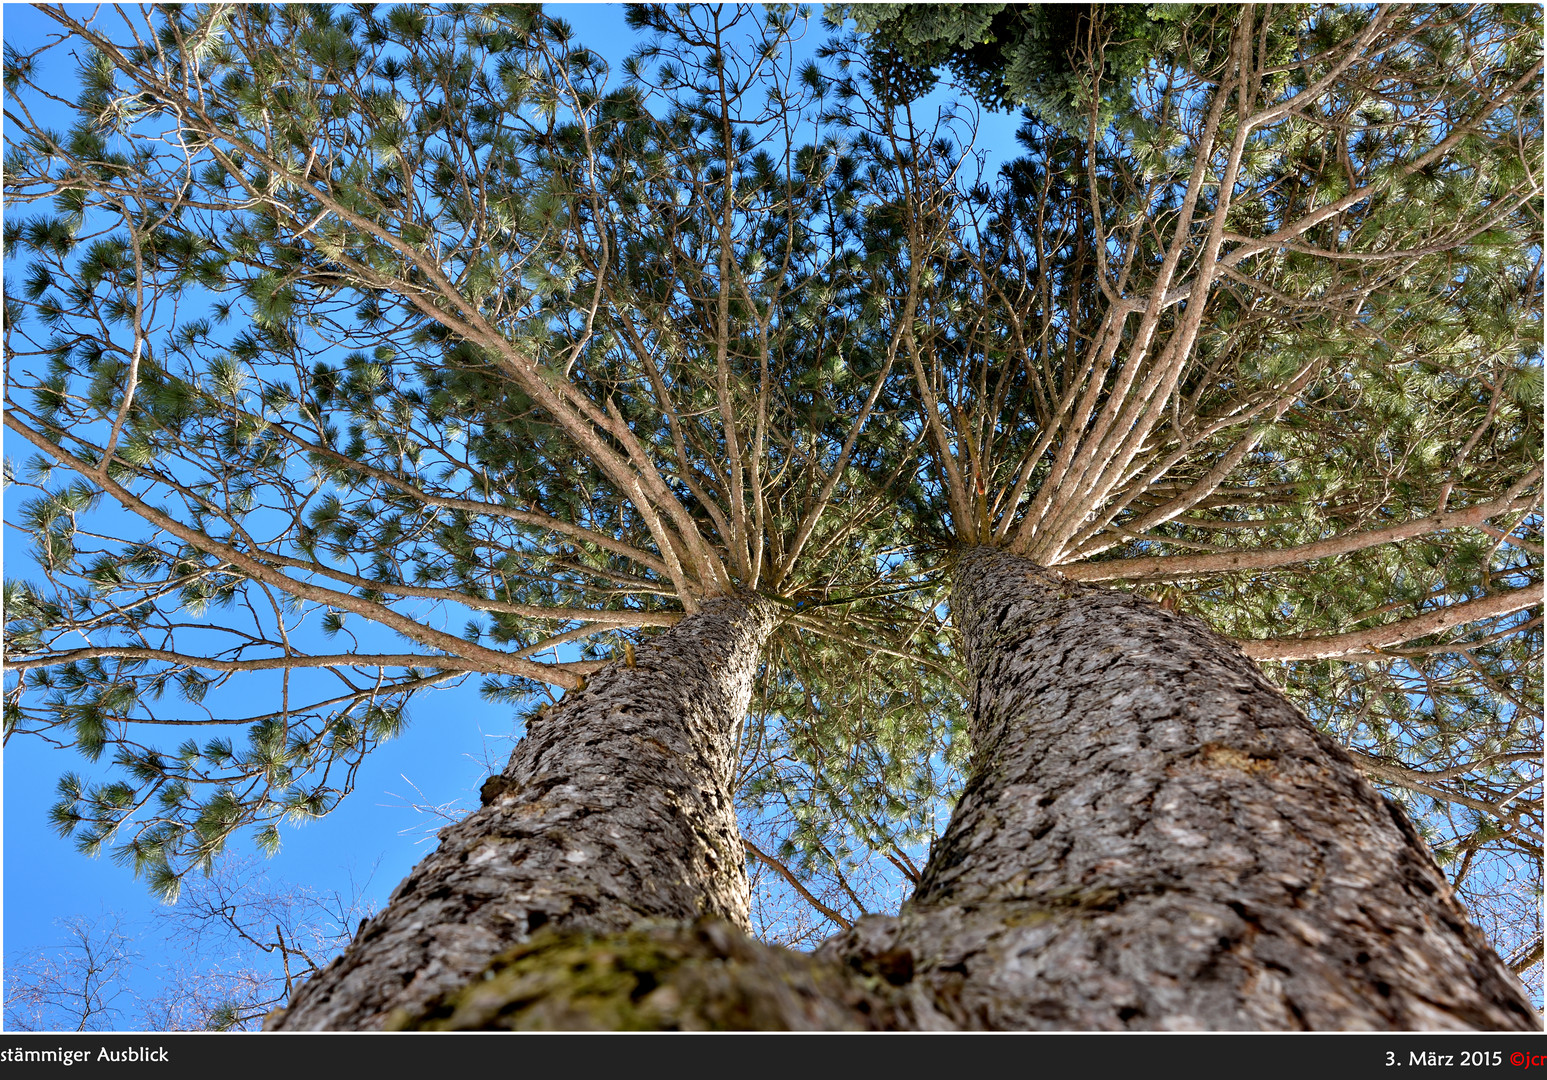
top-left (1061, 493), bottom-right (1540, 583)
top-left (1238, 587), bottom-right (1542, 662)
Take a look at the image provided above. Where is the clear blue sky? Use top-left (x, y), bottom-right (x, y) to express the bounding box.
top-left (0, 0), bottom-right (641, 1006)
top-left (1, 2), bottom-right (1026, 1027)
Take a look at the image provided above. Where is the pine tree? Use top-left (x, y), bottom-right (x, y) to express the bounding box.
top-left (4, 2), bottom-right (952, 900)
top-left (849, 4), bottom-right (1542, 983)
top-left (3, 4), bottom-right (1539, 1028)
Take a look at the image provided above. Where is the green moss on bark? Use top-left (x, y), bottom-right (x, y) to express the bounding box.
top-left (390, 918), bottom-right (896, 1031)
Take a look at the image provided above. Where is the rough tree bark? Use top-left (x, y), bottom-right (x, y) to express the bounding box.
top-left (268, 595), bottom-right (778, 1030)
top-left (269, 554), bottom-right (1538, 1031)
top-left (818, 547), bottom-right (1539, 1030)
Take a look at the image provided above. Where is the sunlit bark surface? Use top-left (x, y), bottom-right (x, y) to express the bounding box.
top-left (275, 554), bottom-right (1538, 1031)
top-left (819, 547), bottom-right (1538, 1030)
top-left (270, 596), bottom-right (776, 1030)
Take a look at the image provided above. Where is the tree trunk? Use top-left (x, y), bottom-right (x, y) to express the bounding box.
top-left (268, 595), bottom-right (778, 1030)
top-left (819, 547), bottom-right (1539, 1029)
top-left (271, 555), bottom-right (1538, 1031)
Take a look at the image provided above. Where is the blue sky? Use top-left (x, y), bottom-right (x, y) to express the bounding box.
top-left (1, 3), bottom-right (1027, 1029)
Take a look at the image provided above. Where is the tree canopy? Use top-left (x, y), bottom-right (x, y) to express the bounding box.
top-left (3, 2), bottom-right (1541, 986)
top-left (834, 2), bottom-right (1218, 129)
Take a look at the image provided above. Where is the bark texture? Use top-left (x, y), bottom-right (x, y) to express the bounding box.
top-left (388, 918), bottom-right (898, 1031)
top-left (270, 555), bottom-right (1536, 1031)
top-left (269, 595), bottom-right (777, 1030)
top-left (819, 547), bottom-right (1539, 1030)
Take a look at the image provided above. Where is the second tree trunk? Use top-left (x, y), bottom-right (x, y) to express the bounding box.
top-left (820, 547), bottom-right (1537, 1030)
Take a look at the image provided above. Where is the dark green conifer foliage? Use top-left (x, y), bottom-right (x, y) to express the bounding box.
top-left (831, 2), bottom-right (1244, 130)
